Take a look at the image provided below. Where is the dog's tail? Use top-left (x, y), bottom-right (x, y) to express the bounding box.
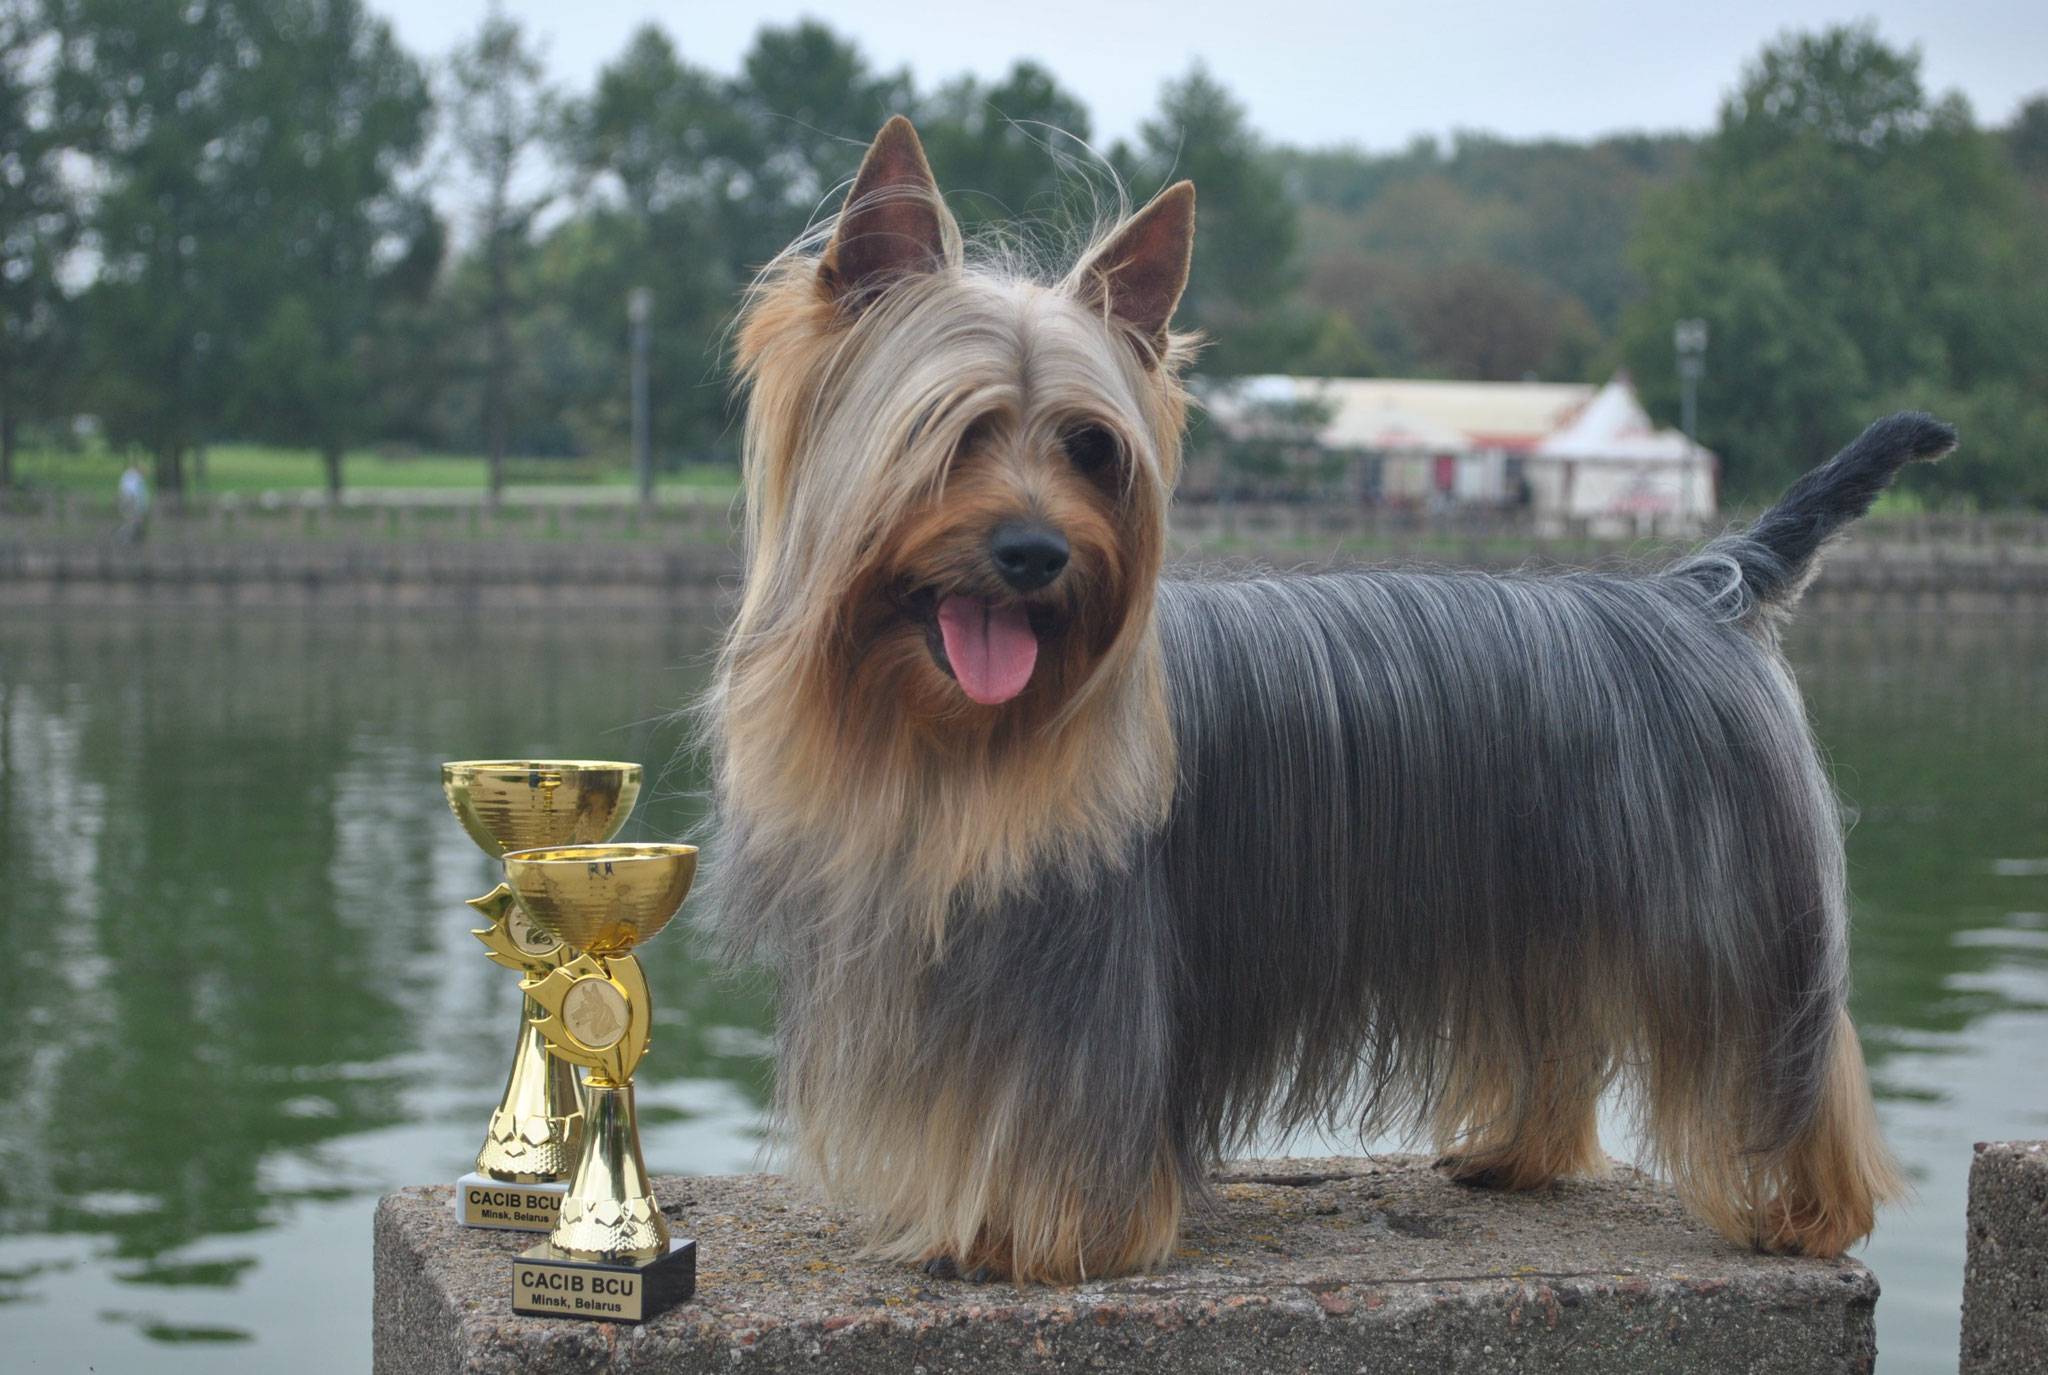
top-left (1671, 412), bottom-right (1957, 622)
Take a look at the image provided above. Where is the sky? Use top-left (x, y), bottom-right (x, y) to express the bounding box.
top-left (378, 0), bottom-right (2047, 150)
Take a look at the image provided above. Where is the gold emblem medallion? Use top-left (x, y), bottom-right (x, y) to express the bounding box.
top-left (506, 905), bottom-right (557, 957)
top-left (561, 978), bottom-right (630, 1050)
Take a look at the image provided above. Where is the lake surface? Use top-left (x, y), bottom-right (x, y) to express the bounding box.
top-left (0, 599), bottom-right (2041, 1372)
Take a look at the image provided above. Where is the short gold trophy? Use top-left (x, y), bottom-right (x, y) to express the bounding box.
top-left (440, 760), bottom-right (643, 1232)
top-left (503, 842), bottom-right (699, 1323)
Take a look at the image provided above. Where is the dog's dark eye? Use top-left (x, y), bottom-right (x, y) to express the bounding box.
top-left (1062, 425), bottom-right (1122, 478)
top-left (954, 415), bottom-right (998, 459)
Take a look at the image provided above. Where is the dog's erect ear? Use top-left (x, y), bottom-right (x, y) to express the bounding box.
top-left (819, 116), bottom-right (951, 308)
top-left (1071, 181), bottom-right (1196, 360)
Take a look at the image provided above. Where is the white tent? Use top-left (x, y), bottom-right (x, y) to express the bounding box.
top-left (1528, 374), bottom-right (1717, 532)
top-left (1218, 376), bottom-right (1593, 449)
top-left (1202, 372), bottom-right (1716, 530)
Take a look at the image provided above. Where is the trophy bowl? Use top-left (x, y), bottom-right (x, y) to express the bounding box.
top-left (441, 757), bottom-right (645, 1204)
top-left (502, 838), bottom-right (703, 1318)
top-left (501, 843), bottom-right (698, 957)
top-left (442, 760), bottom-right (643, 856)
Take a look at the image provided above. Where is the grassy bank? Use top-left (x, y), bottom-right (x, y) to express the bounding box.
top-left (12, 443), bottom-right (741, 498)
top-left (14, 442), bottom-right (1971, 515)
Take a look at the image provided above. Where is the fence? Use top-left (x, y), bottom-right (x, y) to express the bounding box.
top-left (9, 487), bottom-right (2046, 549)
top-left (3, 498), bottom-right (2045, 612)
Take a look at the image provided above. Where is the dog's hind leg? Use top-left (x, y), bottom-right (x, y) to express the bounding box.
top-left (1644, 1001), bottom-right (1902, 1257)
top-left (1432, 1029), bottom-right (1613, 1190)
top-left (1436, 1059), bottom-right (1610, 1190)
top-left (1753, 1007), bottom-right (1904, 1256)
top-left (1428, 944), bottom-right (1616, 1191)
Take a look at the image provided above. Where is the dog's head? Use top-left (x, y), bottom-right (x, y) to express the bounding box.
top-left (731, 116), bottom-right (1196, 736)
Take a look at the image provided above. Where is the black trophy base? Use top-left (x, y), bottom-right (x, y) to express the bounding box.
top-left (511, 1237), bottom-right (696, 1324)
top-left (454, 1171), bottom-right (565, 1232)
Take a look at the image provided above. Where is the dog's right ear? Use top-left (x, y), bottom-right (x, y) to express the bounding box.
top-left (818, 116), bottom-right (951, 310)
top-left (1070, 181), bottom-right (1196, 365)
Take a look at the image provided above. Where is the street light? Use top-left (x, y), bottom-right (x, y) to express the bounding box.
top-left (628, 286), bottom-right (654, 507)
top-left (1674, 318), bottom-right (1708, 524)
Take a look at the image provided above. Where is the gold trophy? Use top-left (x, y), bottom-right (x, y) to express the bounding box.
top-left (502, 842), bottom-right (699, 1323)
top-left (440, 760), bottom-right (643, 1232)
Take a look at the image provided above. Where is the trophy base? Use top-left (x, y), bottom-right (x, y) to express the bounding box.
top-left (511, 1237), bottom-right (697, 1324)
top-left (453, 1172), bottom-right (566, 1232)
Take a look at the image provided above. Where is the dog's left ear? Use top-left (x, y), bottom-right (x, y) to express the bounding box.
top-left (1070, 181), bottom-right (1196, 364)
top-left (819, 115), bottom-right (953, 310)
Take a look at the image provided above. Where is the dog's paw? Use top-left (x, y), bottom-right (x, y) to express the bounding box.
top-left (920, 1254), bottom-right (1005, 1284)
top-left (1434, 1154), bottom-right (1511, 1190)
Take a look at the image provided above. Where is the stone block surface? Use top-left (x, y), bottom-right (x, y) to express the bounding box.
top-left (1963, 1140), bottom-right (2048, 1374)
top-left (373, 1156), bottom-right (1879, 1373)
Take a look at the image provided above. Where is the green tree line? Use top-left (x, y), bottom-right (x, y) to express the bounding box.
top-left (1, 5), bottom-right (2042, 506)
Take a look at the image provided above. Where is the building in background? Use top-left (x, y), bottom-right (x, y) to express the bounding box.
top-left (1203, 373), bottom-right (1717, 534)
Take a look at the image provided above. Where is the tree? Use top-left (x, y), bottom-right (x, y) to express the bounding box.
top-left (1401, 262), bottom-right (1598, 382)
top-left (566, 25), bottom-right (750, 224)
top-left (2008, 95), bottom-right (2048, 206)
top-left (554, 25), bottom-right (756, 463)
top-left (538, 20), bottom-right (932, 468)
top-left (1208, 387), bottom-right (1341, 491)
top-left (1280, 131), bottom-right (1695, 381)
top-left (1118, 65), bottom-right (1311, 375)
top-left (353, 197), bottom-right (450, 451)
top-left (732, 20), bottom-right (914, 240)
top-left (1713, 26), bottom-right (1931, 167)
top-left (918, 61), bottom-right (1094, 238)
top-left (447, 5), bottom-right (556, 502)
top-left (1621, 25), bottom-right (2048, 504)
top-left (46, 0), bottom-right (253, 502)
top-left (1296, 242), bottom-right (1405, 373)
top-left (0, 0), bottom-right (73, 489)
top-left (233, 0), bottom-right (430, 499)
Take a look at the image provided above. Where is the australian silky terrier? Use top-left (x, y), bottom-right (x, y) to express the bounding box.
top-left (704, 116), bottom-right (1950, 1283)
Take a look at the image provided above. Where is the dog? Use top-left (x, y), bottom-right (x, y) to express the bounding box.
top-left (703, 115), bottom-right (1947, 1284)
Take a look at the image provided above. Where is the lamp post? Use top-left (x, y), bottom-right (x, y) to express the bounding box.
top-left (1674, 318), bottom-right (1708, 525)
top-left (629, 286), bottom-right (653, 507)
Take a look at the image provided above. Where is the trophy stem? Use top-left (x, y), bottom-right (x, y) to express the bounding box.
top-left (551, 1081), bottom-right (670, 1263)
top-left (476, 994), bottom-right (585, 1183)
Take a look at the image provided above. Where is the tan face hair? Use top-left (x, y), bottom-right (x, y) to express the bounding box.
top-left (714, 116), bottom-right (1197, 936)
top-left (859, 411), bottom-right (1140, 730)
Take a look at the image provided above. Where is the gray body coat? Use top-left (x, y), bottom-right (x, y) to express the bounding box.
top-left (710, 412), bottom-right (1952, 1265)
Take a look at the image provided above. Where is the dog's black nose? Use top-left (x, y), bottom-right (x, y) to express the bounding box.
top-left (989, 522), bottom-right (1069, 592)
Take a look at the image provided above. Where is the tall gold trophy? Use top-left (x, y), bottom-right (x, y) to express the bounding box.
top-left (440, 760), bottom-right (643, 1232)
top-left (502, 842), bottom-right (699, 1323)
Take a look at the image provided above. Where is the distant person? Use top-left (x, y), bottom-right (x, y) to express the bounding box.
top-left (116, 462), bottom-right (150, 543)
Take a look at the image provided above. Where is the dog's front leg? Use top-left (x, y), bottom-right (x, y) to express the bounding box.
top-left (914, 1151), bottom-right (1185, 1285)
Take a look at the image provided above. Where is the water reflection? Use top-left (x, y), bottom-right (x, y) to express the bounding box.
top-left (0, 604), bottom-right (2040, 1373)
top-left (1784, 616), bottom-right (2048, 1372)
top-left (0, 607), bottom-right (770, 1369)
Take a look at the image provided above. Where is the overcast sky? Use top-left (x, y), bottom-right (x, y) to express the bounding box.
top-left (378, 0), bottom-right (2045, 150)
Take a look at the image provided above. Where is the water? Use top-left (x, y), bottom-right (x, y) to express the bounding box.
top-left (0, 602), bottom-right (2041, 1372)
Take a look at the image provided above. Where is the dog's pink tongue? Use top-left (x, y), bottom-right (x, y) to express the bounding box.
top-left (937, 596), bottom-right (1038, 705)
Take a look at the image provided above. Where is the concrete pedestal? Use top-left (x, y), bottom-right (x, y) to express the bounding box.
top-left (1963, 1141), bottom-right (2048, 1373)
top-left (373, 1156), bottom-right (1880, 1373)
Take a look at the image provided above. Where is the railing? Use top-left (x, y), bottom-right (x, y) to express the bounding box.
top-left (1169, 502), bottom-right (2048, 551)
top-left (0, 488), bottom-right (742, 544)
top-left (3, 497), bottom-right (2044, 610)
top-left (8, 488), bottom-right (2046, 550)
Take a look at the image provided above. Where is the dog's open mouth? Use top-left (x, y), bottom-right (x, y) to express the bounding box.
top-left (905, 590), bottom-right (1056, 706)
top-left (935, 595), bottom-right (1038, 705)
